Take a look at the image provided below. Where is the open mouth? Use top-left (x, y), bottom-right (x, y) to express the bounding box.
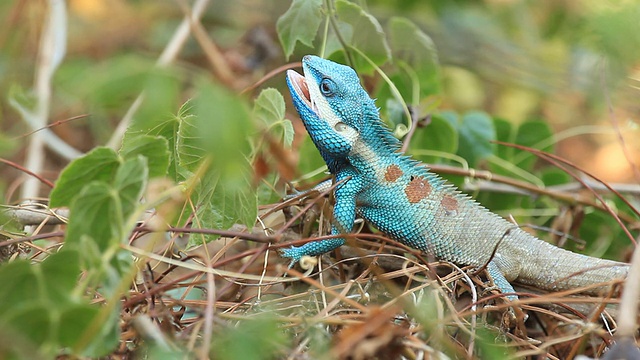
top-left (287, 70), bottom-right (316, 113)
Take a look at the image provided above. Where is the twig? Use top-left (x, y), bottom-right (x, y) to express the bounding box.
top-left (19, 0), bottom-right (67, 200)
top-left (495, 141), bottom-right (638, 244)
top-left (468, 178), bottom-right (640, 196)
top-left (400, 108), bottom-right (420, 153)
top-left (201, 251), bottom-right (215, 359)
top-left (0, 231), bottom-right (64, 248)
top-left (130, 316), bottom-right (174, 350)
top-left (0, 158), bottom-right (55, 189)
top-left (176, 0), bottom-right (235, 87)
top-left (1, 205), bottom-right (68, 225)
top-left (430, 163), bottom-right (638, 224)
top-left (13, 114), bottom-right (89, 140)
top-left (548, 180), bottom-right (640, 195)
top-left (240, 62), bottom-right (301, 95)
top-left (9, 100), bottom-right (83, 160)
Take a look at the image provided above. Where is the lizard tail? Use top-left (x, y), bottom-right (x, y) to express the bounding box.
top-left (514, 236), bottom-right (628, 295)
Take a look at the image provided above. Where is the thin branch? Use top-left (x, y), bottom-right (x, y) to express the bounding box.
top-left (430, 163), bottom-right (638, 224)
top-left (0, 158), bottom-right (55, 189)
top-left (201, 251), bottom-right (215, 359)
top-left (9, 99), bottom-right (84, 160)
top-left (495, 141), bottom-right (638, 245)
top-left (20, 0), bottom-right (67, 200)
top-left (240, 62), bottom-right (301, 95)
top-left (0, 231), bottom-right (64, 248)
top-left (8, 1), bottom-right (82, 161)
top-left (177, 0), bottom-right (235, 87)
top-left (13, 114), bottom-right (89, 140)
top-left (2, 205), bottom-right (68, 225)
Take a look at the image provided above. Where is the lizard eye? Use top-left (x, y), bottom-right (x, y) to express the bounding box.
top-left (319, 78), bottom-right (336, 96)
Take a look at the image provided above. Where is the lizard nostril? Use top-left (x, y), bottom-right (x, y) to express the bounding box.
top-left (335, 122), bottom-right (348, 132)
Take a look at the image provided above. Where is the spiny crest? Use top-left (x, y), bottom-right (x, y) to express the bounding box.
top-left (365, 108), bottom-right (402, 152)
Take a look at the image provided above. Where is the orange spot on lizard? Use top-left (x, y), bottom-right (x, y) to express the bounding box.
top-left (384, 164), bottom-right (403, 182)
top-left (404, 176), bottom-right (431, 203)
top-left (441, 195), bottom-right (459, 215)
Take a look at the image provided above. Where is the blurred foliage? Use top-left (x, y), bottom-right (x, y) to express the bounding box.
top-left (0, 0), bottom-right (638, 358)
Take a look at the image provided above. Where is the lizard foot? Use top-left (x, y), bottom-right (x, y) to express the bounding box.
top-left (502, 304), bottom-right (528, 329)
top-left (280, 246), bottom-right (318, 270)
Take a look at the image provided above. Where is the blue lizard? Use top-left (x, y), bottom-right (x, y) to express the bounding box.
top-left (283, 55), bottom-right (629, 299)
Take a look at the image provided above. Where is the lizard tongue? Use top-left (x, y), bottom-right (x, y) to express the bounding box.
top-left (287, 70), bottom-right (312, 108)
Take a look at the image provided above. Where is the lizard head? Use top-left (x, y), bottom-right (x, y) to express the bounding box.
top-left (287, 55), bottom-right (374, 158)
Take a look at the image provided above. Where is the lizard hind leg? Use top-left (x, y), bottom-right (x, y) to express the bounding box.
top-left (486, 262), bottom-right (519, 301)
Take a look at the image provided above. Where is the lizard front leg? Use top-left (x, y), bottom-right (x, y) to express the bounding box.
top-left (281, 173), bottom-right (361, 267)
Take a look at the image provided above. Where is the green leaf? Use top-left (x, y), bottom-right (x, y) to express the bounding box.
top-left (208, 169), bottom-right (258, 232)
top-left (50, 147), bottom-right (120, 207)
top-left (113, 156), bottom-right (148, 219)
top-left (60, 55), bottom-right (150, 111)
top-left (474, 328), bottom-right (514, 359)
top-left (447, 111), bottom-right (496, 167)
top-left (333, 0), bottom-right (391, 74)
top-left (186, 171), bottom-right (218, 244)
top-left (410, 115), bottom-right (458, 164)
top-left (210, 314), bottom-right (289, 359)
top-left (178, 82), bottom-right (253, 174)
top-left (387, 17), bottom-right (440, 97)
top-left (255, 88), bottom-right (286, 124)
top-left (0, 260), bottom-right (38, 318)
top-left (282, 119), bottom-right (295, 148)
top-left (276, 0), bottom-right (323, 59)
top-left (40, 250), bottom-right (81, 305)
top-left (120, 135), bottom-right (169, 179)
top-left (187, 163), bottom-right (257, 246)
top-left (58, 304), bottom-right (100, 349)
top-left (0, 251), bottom-right (117, 357)
top-left (384, 97), bottom-right (408, 128)
top-left (176, 83), bottom-right (257, 234)
top-left (176, 101), bottom-right (202, 172)
top-left (541, 167), bottom-right (571, 187)
top-left (3, 303), bottom-right (53, 346)
top-left (493, 117), bottom-right (515, 163)
top-left (61, 303), bottom-right (121, 357)
top-left (254, 88), bottom-right (294, 147)
top-left (66, 183), bottom-right (120, 251)
top-left (133, 68), bottom-right (181, 131)
top-left (8, 84), bottom-right (37, 114)
top-left (513, 120), bottom-right (554, 171)
top-left (324, 20), bottom-right (353, 58)
top-left (66, 156), bottom-right (147, 251)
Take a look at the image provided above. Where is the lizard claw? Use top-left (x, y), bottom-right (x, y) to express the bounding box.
top-left (281, 246), bottom-right (318, 270)
top-left (281, 246), bottom-right (303, 265)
